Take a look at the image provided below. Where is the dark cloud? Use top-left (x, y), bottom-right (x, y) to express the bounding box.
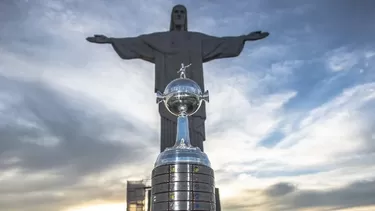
top-left (265, 182), bottom-right (296, 197)
top-left (0, 75), bottom-right (155, 170)
top-left (266, 179), bottom-right (375, 210)
top-left (0, 75), bottom-right (157, 210)
top-left (221, 179), bottom-right (375, 210)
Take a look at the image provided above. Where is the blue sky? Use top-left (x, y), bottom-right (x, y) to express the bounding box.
top-left (1, 0), bottom-right (375, 210)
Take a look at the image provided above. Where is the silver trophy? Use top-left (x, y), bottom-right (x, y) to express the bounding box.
top-left (155, 63), bottom-right (210, 163)
top-left (151, 63), bottom-right (216, 211)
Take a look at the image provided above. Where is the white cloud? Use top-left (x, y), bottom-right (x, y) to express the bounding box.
top-left (203, 63), bottom-right (296, 167)
top-left (270, 60), bottom-right (303, 75)
top-left (200, 82), bottom-right (375, 204)
top-left (364, 51), bottom-right (375, 59)
top-left (326, 47), bottom-right (360, 72)
top-left (275, 83), bottom-right (374, 168)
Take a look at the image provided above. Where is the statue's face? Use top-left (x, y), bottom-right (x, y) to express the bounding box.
top-left (172, 5), bottom-right (186, 26)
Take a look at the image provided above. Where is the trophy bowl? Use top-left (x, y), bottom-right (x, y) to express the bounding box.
top-left (158, 78), bottom-right (209, 116)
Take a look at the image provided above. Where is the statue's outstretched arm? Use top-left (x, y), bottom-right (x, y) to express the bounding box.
top-left (86, 34), bottom-right (155, 63)
top-left (86, 34), bottom-right (113, 44)
top-left (243, 31), bottom-right (269, 41)
top-left (201, 30), bottom-right (269, 63)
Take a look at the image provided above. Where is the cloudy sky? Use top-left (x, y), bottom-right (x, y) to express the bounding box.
top-left (1, 0), bottom-right (375, 210)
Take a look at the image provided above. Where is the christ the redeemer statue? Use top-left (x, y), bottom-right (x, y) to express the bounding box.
top-left (86, 4), bottom-right (269, 152)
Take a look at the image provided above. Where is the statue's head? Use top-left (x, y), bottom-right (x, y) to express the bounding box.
top-left (170, 4), bottom-right (187, 31)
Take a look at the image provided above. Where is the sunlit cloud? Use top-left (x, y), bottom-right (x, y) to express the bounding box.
top-left (64, 203), bottom-right (125, 211)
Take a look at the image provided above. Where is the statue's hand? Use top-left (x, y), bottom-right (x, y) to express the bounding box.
top-left (245, 31), bottom-right (269, 41)
top-left (86, 34), bottom-right (112, 44)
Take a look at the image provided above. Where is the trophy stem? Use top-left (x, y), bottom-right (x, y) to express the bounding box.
top-left (173, 114), bottom-right (192, 148)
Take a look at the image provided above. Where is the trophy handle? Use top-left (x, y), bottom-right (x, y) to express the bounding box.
top-left (156, 91), bottom-right (165, 104)
top-left (201, 90), bottom-right (209, 103)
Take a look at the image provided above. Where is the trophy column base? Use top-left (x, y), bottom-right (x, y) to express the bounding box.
top-left (151, 163), bottom-right (216, 211)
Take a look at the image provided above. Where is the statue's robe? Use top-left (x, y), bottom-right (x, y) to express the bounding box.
top-left (111, 31), bottom-right (246, 152)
